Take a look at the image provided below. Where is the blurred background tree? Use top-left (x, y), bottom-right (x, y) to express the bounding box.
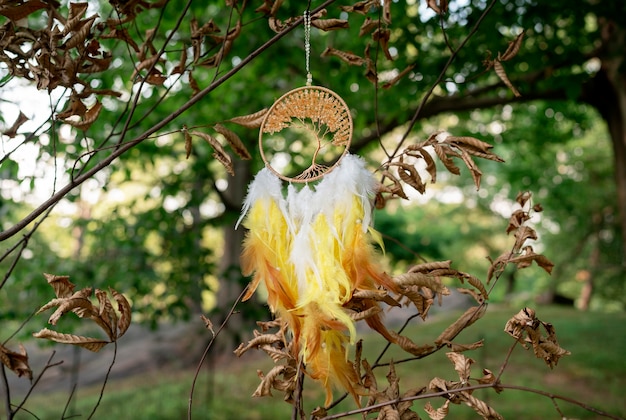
top-left (1, 0), bottom-right (624, 352)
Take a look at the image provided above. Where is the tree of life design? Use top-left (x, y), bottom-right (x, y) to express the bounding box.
top-left (259, 86), bottom-right (353, 182)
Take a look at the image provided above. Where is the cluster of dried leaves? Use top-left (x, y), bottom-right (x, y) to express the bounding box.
top-left (32, 273), bottom-right (131, 352)
top-left (234, 190), bottom-right (569, 419)
top-left (1, 273), bottom-right (131, 386)
top-left (375, 131), bottom-right (504, 209)
top-left (488, 191), bottom-right (555, 281)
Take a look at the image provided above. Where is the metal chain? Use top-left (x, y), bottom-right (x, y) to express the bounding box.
top-left (304, 9), bottom-right (312, 86)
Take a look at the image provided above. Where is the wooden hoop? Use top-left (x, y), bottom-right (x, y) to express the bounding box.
top-left (259, 86), bottom-right (353, 183)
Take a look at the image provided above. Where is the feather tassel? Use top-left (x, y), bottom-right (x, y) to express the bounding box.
top-left (238, 154), bottom-right (395, 405)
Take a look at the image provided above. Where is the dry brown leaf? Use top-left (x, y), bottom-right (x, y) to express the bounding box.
top-left (463, 393), bottom-right (504, 420)
top-left (0, 0), bottom-right (47, 22)
top-left (188, 70), bottom-right (200, 95)
top-left (63, 15), bottom-right (97, 50)
top-left (378, 404), bottom-right (401, 420)
top-left (442, 339), bottom-right (484, 352)
top-left (381, 170), bottom-right (409, 200)
top-left (184, 127), bottom-right (192, 159)
top-left (373, 28), bottom-right (393, 60)
top-left (409, 261), bottom-right (452, 273)
top-left (456, 287), bottom-right (484, 304)
top-left (63, 100), bottom-right (103, 131)
top-left (477, 368), bottom-right (502, 393)
top-left (213, 123), bottom-right (251, 160)
top-left (42, 293), bottom-right (96, 326)
top-left (111, 288), bottom-right (132, 338)
top-left (348, 305), bottom-right (382, 321)
top-left (234, 331), bottom-right (283, 356)
top-left (386, 361), bottom-right (400, 400)
top-left (352, 289), bottom-right (391, 301)
top-left (252, 365), bottom-right (286, 397)
top-left (171, 47), bottom-right (188, 75)
top-left (499, 30), bottom-right (525, 62)
top-left (424, 400), bottom-right (450, 420)
top-left (226, 108), bottom-right (268, 129)
top-left (398, 386), bottom-right (426, 416)
top-left (190, 130), bottom-right (234, 175)
top-left (96, 288), bottom-right (118, 340)
top-left (359, 17), bottom-right (379, 37)
top-left (0, 343), bottom-right (32, 379)
top-left (393, 161), bottom-right (426, 194)
top-left (362, 358), bottom-right (378, 390)
top-left (64, 3), bottom-right (89, 33)
top-left (446, 352), bottom-right (474, 383)
top-left (382, 0), bottom-right (391, 24)
top-left (435, 305), bottom-right (486, 346)
top-left (321, 47), bottom-right (366, 66)
top-left (311, 406), bottom-right (328, 419)
top-left (432, 144), bottom-right (461, 176)
top-left (504, 308), bottom-right (570, 368)
top-left (340, 1), bottom-right (379, 15)
top-left (426, 0), bottom-right (448, 15)
top-left (2, 111), bottom-right (29, 138)
top-left (33, 328), bottom-right (108, 352)
top-left (43, 273), bottom-right (75, 298)
top-left (506, 208), bottom-right (530, 234)
top-left (311, 18), bottom-right (349, 31)
top-left (394, 273), bottom-right (449, 294)
top-left (268, 16), bottom-right (286, 33)
top-left (260, 344), bottom-right (290, 363)
top-left (508, 249), bottom-right (554, 274)
top-left (493, 60), bottom-right (521, 97)
top-left (382, 64), bottom-right (416, 89)
top-left (256, 318), bottom-right (284, 332)
top-left (200, 314), bottom-right (215, 337)
top-left (400, 287), bottom-right (434, 319)
top-left (391, 331), bottom-right (435, 357)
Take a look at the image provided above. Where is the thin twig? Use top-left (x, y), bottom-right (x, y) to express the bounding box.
top-left (87, 342), bottom-right (117, 420)
top-left (12, 351), bottom-right (63, 417)
top-left (496, 339), bottom-right (519, 382)
top-left (188, 285), bottom-right (248, 420)
top-left (319, 381), bottom-right (625, 420)
top-left (1, 364), bottom-right (11, 420)
top-left (291, 365), bottom-right (306, 420)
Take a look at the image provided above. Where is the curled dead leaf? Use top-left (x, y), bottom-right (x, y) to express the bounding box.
top-left (0, 343), bottom-right (32, 380)
top-left (43, 273), bottom-right (75, 298)
top-left (311, 18), bottom-right (349, 31)
top-left (190, 130), bottom-right (234, 175)
top-left (499, 30), bottom-right (525, 62)
top-left (435, 305), bottom-right (486, 346)
top-left (390, 331), bottom-right (435, 357)
top-left (321, 47), bottom-right (366, 66)
top-left (2, 111), bottom-right (29, 138)
top-left (213, 123), bottom-right (251, 160)
top-left (493, 60), bottom-right (521, 97)
top-left (33, 328), bottom-right (108, 352)
top-left (226, 108), bottom-right (268, 129)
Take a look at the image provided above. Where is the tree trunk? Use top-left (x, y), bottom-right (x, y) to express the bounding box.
top-left (214, 159), bottom-right (253, 354)
top-left (585, 20), bottom-right (626, 261)
top-left (579, 234), bottom-right (600, 311)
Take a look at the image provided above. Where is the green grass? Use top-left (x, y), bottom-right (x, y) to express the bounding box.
top-left (17, 305), bottom-right (626, 419)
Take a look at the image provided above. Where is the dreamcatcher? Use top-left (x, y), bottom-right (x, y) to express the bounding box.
top-left (235, 8), bottom-right (397, 405)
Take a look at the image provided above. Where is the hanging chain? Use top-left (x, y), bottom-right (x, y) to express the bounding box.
top-left (304, 8), bottom-right (312, 86)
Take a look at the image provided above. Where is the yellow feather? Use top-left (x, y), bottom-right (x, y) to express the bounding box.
top-left (238, 155), bottom-right (395, 405)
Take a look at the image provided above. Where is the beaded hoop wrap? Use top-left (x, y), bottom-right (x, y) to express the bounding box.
top-left (259, 85), bottom-right (353, 183)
